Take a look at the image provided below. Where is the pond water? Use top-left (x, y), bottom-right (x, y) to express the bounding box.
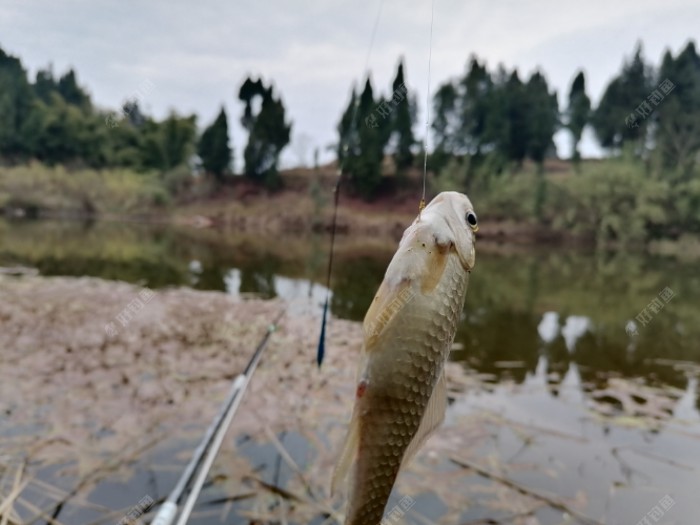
top-left (1, 218), bottom-right (699, 524)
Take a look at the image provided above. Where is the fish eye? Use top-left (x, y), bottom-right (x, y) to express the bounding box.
top-left (465, 211), bottom-right (478, 231)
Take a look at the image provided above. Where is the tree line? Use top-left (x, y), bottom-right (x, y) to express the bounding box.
top-left (337, 41), bottom-right (699, 199)
top-left (0, 45), bottom-right (290, 188)
top-left (1, 40), bottom-right (699, 198)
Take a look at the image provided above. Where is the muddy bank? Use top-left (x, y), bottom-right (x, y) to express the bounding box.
top-left (173, 187), bottom-right (593, 247)
top-left (1, 275), bottom-right (697, 525)
top-left (0, 276), bottom-right (351, 522)
top-left (0, 275), bottom-right (483, 523)
top-left (0, 274), bottom-right (362, 460)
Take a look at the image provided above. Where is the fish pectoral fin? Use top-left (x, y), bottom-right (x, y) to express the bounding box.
top-left (331, 406), bottom-right (361, 497)
top-left (401, 370), bottom-right (447, 470)
top-left (363, 280), bottom-right (415, 348)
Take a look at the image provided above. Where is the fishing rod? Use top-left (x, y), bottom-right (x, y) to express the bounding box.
top-left (151, 310), bottom-right (285, 525)
top-left (316, 0), bottom-right (386, 367)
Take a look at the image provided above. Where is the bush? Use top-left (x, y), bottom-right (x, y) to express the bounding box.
top-left (434, 154), bottom-right (696, 248)
top-left (553, 160), bottom-right (669, 246)
top-left (0, 162), bottom-right (167, 215)
top-left (162, 164), bottom-right (192, 196)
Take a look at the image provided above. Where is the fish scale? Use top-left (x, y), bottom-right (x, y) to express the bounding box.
top-left (345, 254), bottom-right (469, 525)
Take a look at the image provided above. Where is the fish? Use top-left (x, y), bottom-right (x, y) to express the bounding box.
top-left (332, 191), bottom-right (478, 525)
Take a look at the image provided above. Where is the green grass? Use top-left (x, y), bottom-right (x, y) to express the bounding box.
top-left (2, 157), bottom-right (699, 250)
top-left (454, 155), bottom-right (700, 248)
top-left (0, 162), bottom-right (169, 216)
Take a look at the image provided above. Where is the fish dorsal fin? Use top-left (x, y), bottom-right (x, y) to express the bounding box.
top-left (400, 369), bottom-right (447, 470)
top-left (330, 403), bottom-right (361, 497)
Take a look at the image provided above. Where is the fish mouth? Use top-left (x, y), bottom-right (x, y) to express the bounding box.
top-left (444, 219), bottom-right (476, 271)
top-left (459, 241), bottom-right (476, 272)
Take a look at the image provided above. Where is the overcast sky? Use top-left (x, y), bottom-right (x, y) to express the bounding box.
top-left (1, 0), bottom-right (699, 168)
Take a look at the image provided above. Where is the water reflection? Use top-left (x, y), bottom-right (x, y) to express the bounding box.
top-left (330, 256), bottom-right (386, 320)
top-left (1, 218), bottom-right (699, 400)
top-left (3, 218), bottom-right (700, 524)
top-left (225, 268), bottom-right (330, 316)
top-left (448, 352), bottom-right (700, 523)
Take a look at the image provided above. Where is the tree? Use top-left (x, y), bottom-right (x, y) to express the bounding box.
top-left (20, 93), bottom-right (108, 167)
top-left (34, 67), bottom-right (59, 103)
top-left (502, 71), bottom-right (529, 165)
top-left (432, 56), bottom-right (493, 160)
top-left (238, 77), bottom-right (291, 188)
top-left (566, 71), bottom-right (591, 163)
top-left (140, 113), bottom-right (197, 171)
top-left (336, 78), bottom-right (389, 199)
top-left (388, 60), bottom-right (415, 171)
top-left (337, 87), bottom-right (358, 165)
top-left (524, 71), bottom-right (559, 220)
top-left (591, 44), bottom-right (653, 153)
top-left (122, 100), bottom-right (146, 127)
top-left (0, 47), bottom-right (34, 159)
top-left (525, 71), bottom-right (559, 167)
top-left (655, 42), bottom-right (700, 175)
top-left (458, 56), bottom-right (493, 156)
top-left (238, 77), bottom-right (265, 131)
top-left (431, 81), bottom-right (458, 169)
top-left (480, 64), bottom-right (510, 164)
top-left (432, 58), bottom-right (559, 175)
top-left (198, 106), bottom-right (232, 181)
top-left (57, 69), bottom-right (90, 108)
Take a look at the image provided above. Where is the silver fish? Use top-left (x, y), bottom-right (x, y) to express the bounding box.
top-left (332, 191), bottom-right (478, 524)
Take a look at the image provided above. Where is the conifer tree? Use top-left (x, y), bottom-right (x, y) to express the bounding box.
top-left (389, 60), bottom-right (415, 170)
top-left (566, 71), bottom-right (591, 163)
top-left (198, 106), bottom-right (232, 181)
top-left (238, 77), bottom-right (291, 188)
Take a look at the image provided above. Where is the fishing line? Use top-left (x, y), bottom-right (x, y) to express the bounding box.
top-left (317, 0), bottom-right (385, 367)
top-left (420, 0), bottom-right (436, 215)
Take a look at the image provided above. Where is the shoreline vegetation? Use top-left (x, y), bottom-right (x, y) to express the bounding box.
top-left (2, 160), bottom-right (700, 258)
top-left (1, 40), bottom-right (699, 257)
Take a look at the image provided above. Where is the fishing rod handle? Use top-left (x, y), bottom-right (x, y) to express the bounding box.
top-left (150, 501), bottom-right (177, 525)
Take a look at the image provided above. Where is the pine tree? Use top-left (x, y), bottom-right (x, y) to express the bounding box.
top-left (34, 67), bottom-right (59, 103)
top-left (524, 71), bottom-right (558, 221)
top-left (337, 87), bottom-right (358, 165)
top-left (431, 82), bottom-right (458, 156)
top-left (458, 56), bottom-right (492, 155)
top-left (57, 69), bottom-right (90, 108)
top-left (503, 71), bottom-right (529, 165)
top-left (525, 71), bottom-right (559, 167)
top-left (0, 47), bottom-right (34, 158)
top-left (336, 78), bottom-right (388, 199)
top-left (566, 71), bottom-right (591, 163)
top-left (481, 64), bottom-right (512, 167)
top-left (389, 60), bottom-right (415, 171)
top-left (239, 78), bottom-right (291, 188)
top-left (238, 77), bottom-right (265, 132)
top-left (198, 106), bottom-right (232, 181)
top-left (655, 42), bottom-right (700, 174)
top-left (592, 44), bottom-right (652, 152)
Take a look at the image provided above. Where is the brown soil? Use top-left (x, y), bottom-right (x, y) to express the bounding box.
top-left (172, 162), bottom-right (596, 248)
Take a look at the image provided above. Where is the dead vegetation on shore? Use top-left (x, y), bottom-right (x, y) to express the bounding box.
top-left (1, 275), bottom-right (697, 524)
